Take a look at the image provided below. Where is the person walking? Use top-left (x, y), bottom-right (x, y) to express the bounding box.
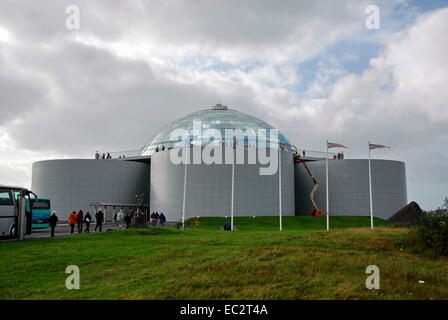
top-left (124, 213), bottom-right (132, 229)
top-left (48, 211), bottom-right (59, 237)
top-left (159, 212), bottom-right (166, 227)
top-left (68, 211), bottom-right (77, 234)
top-left (116, 209), bottom-right (124, 229)
top-left (113, 210), bottom-right (118, 228)
top-left (150, 212), bottom-right (158, 226)
top-left (84, 212), bottom-right (92, 233)
top-left (95, 209), bottom-right (104, 232)
top-left (77, 210), bottom-right (84, 234)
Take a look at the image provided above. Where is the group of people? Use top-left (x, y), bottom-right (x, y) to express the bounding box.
top-left (113, 209), bottom-right (137, 229)
top-left (95, 151), bottom-right (112, 159)
top-left (45, 209), bottom-right (104, 238)
top-left (46, 208), bottom-right (168, 238)
top-left (95, 151), bottom-right (127, 159)
top-left (68, 209), bottom-right (104, 234)
top-left (150, 212), bottom-right (166, 226)
top-left (334, 152), bottom-right (345, 159)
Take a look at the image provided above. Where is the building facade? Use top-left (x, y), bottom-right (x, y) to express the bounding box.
top-left (31, 105), bottom-right (408, 221)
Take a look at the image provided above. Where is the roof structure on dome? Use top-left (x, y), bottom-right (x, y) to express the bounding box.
top-left (140, 104), bottom-right (294, 156)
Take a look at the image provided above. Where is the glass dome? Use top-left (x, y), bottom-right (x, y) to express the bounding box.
top-left (141, 104), bottom-right (295, 156)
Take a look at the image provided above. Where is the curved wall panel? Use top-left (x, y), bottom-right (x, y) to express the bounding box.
top-left (32, 159), bottom-right (150, 221)
top-left (150, 149), bottom-right (295, 221)
top-left (294, 159), bottom-right (407, 220)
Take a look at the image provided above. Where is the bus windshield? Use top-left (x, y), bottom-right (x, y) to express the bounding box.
top-left (29, 198), bottom-right (51, 229)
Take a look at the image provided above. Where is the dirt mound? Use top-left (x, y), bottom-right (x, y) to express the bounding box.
top-left (388, 201), bottom-right (424, 226)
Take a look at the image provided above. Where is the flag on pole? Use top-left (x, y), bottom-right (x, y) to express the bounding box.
top-left (327, 142), bottom-right (348, 149)
top-left (369, 143), bottom-right (389, 150)
top-left (367, 142), bottom-right (389, 230)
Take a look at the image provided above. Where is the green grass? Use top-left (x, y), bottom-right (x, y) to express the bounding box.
top-left (187, 215), bottom-right (391, 232)
top-left (0, 216), bottom-right (447, 300)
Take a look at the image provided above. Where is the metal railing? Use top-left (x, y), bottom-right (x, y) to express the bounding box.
top-left (295, 149), bottom-right (339, 159)
top-left (92, 147), bottom-right (339, 160)
top-left (93, 150), bottom-right (142, 160)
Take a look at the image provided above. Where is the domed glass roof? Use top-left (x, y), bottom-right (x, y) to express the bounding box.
top-left (141, 104), bottom-right (294, 156)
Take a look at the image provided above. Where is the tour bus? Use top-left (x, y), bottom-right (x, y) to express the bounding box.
top-left (0, 185), bottom-right (34, 238)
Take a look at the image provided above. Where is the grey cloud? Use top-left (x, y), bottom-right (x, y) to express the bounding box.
top-left (0, 0), bottom-right (446, 210)
top-left (0, 0), bottom-right (386, 63)
top-left (4, 40), bottom-right (222, 154)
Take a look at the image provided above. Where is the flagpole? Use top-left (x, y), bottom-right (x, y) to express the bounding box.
top-left (326, 140), bottom-right (329, 231)
top-left (182, 145), bottom-right (189, 230)
top-left (231, 160), bottom-right (235, 231)
top-left (368, 141), bottom-right (373, 229)
top-left (279, 143), bottom-right (282, 231)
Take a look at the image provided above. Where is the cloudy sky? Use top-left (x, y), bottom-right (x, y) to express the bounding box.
top-left (0, 0), bottom-right (447, 209)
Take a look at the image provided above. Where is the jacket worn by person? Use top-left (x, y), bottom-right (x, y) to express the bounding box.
top-left (77, 212), bottom-right (84, 223)
top-left (68, 213), bottom-right (78, 225)
top-left (49, 214), bottom-right (58, 226)
top-left (95, 211), bottom-right (104, 223)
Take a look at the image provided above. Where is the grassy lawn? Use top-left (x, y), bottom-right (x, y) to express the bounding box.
top-left (0, 216), bottom-right (447, 300)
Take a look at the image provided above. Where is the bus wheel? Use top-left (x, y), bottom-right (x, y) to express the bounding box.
top-left (10, 224), bottom-right (17, 238)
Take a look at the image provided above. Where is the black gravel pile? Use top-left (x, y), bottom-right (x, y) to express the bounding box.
top-left (388, 201), bottom-right (424, 226)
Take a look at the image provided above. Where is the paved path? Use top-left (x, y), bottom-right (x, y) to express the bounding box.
top-left (1, 221), bottom-right (177, 242)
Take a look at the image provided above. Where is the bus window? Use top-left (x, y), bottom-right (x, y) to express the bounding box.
top-left (0, 189), bottom-right (14, 206)
top-left (0, 188), bottom-right (17, 237)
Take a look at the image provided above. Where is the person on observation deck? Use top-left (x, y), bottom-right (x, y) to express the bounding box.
top-left (48, 211), bottom-right (59, 237)
top-left (68, 211), bottom-right (77, 234)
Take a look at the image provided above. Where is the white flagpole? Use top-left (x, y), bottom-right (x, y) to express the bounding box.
top-left (231, 159), bottom-right (235, 231)
top-left (368, 142), bottom-right (374, 229)
top-left (279, 143), bottom-right (282, 231)
top-left (326, 140), bottom-right (329, 231)
top-left (181, 145), bottom-right (189, 230)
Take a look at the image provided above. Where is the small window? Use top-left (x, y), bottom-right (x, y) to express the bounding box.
top-left (0, 189), bottom-right (13, 206)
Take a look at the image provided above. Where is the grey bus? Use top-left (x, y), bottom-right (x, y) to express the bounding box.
top-left (0, 185), bottom-right (34, 238)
